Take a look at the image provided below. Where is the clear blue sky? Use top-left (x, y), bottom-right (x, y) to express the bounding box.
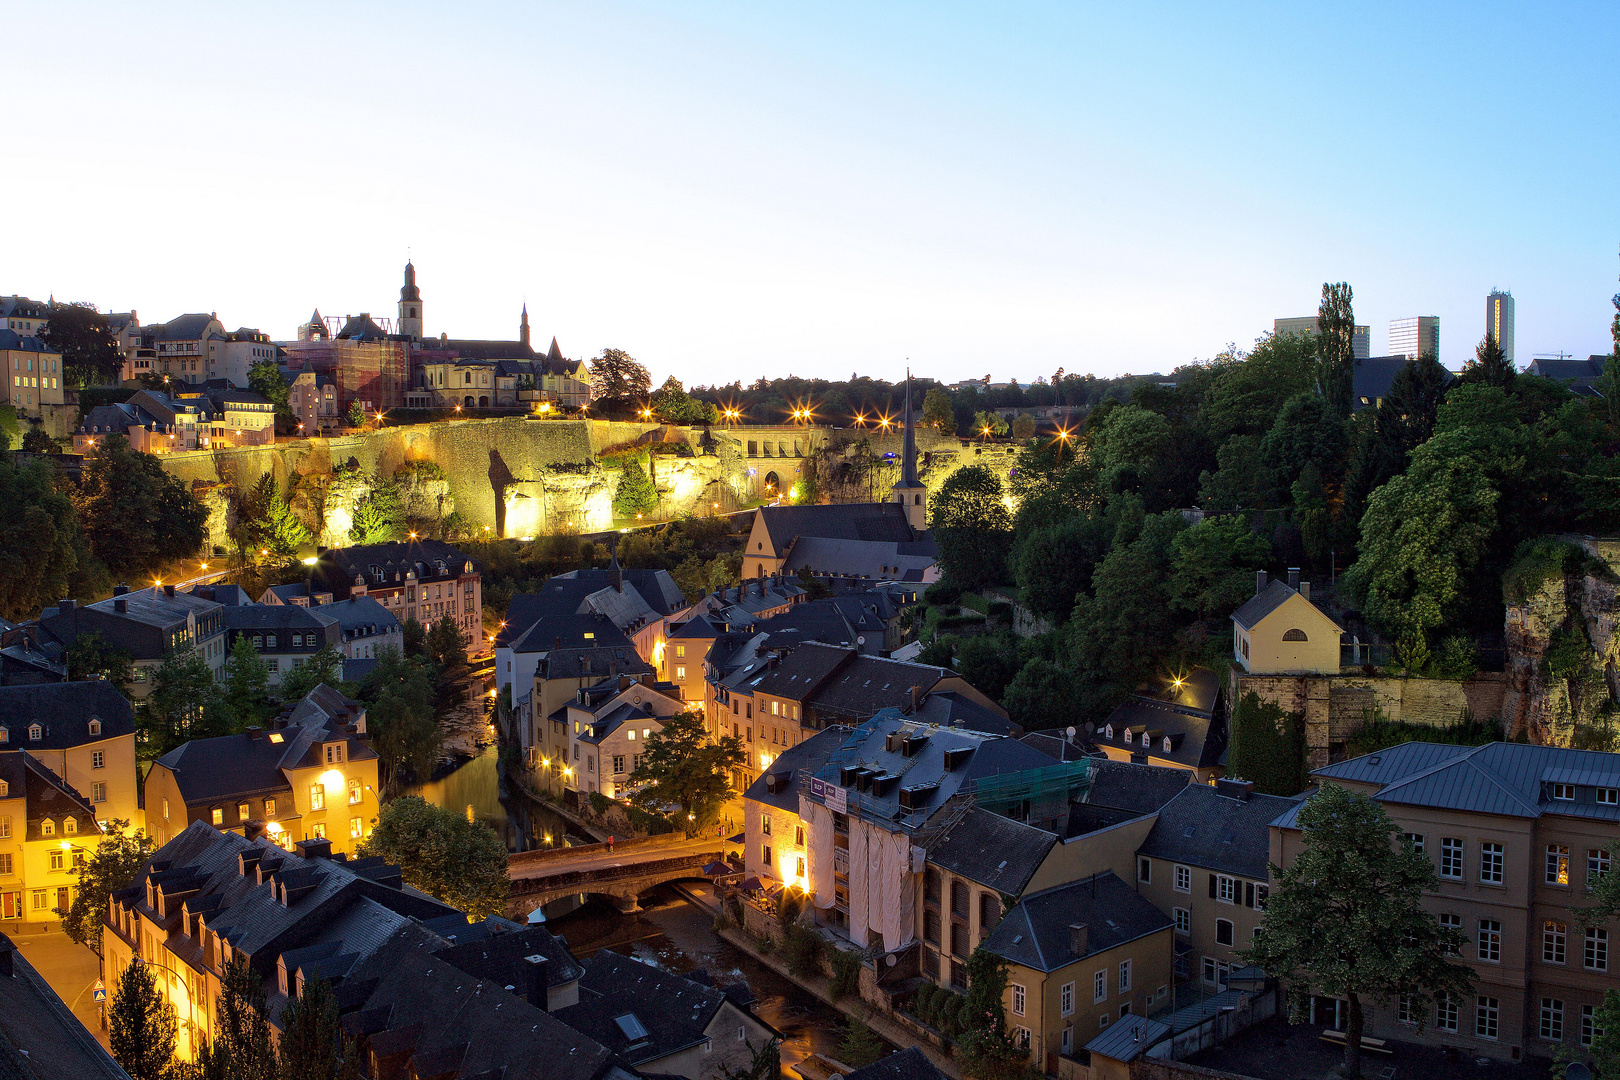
top-left (7, 2), bottom-right (1618, 385)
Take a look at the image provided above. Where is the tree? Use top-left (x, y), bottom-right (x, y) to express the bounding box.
top-left (349, 473), bottom-right (404, 544)
top-left (244, 474), bottom-right (311, 560)
top-left (21, 426), bottom-right (56, 454)
top-left (1316, 281), bottom-right (1356, 419)
top-left (247, 359), bottom-right (293, 431)
top-left (64, 820), bottom-right (154, 957)
top-left (276, 643), bottom-right (345, 702)
top-left (971, 411), bottom-right (1009, 438)
top-left (956, 948), bottom-right (1035, 1080)
top-left (837, 1018), bottom-right (886, 1069)
top-left (277, 973), bottom-right (361, 1080)
top-left (223, 634), bottom-right (273, 729)
top-left (652, 376), bottom-right (717, 424)
top-left (148, 646), bottom-right (227, 757)
top-left (0, 454), bottom-right (88, 620)
top-left (402, 615), bottom-right (427, 658)
top-left (589, 348), bottom-right (652, 409)
top-left (628, 711), bottom-right (745, 835)
top-left (1069, 509), bottom-right (1187, 697)
top-left (1168, 516), bottom-right (1272, 621)
top-left (360, 646), bottom-right (441, 794)
top-left (932, 465), bottom-right (1012, 590)
top-left (613, 457), bottom-right (659, 518)
top-left (999, 658), bottom-right (1072, 731)
top-left (65, 631), bottom-right (134, 690)
top-left (42, 302), bottom-right (123, 387)
top-left (921, 387), bottom-right (956, 434)
top-left (346, 400), bottom-right (365, 428)
top-left (1461, 333), bottom-right (1515, 389)
top-left (1010, 413), bottom-right (1036, 441)
top-left (720, 1038), bottom-right (781, 1080)
top-left (109, 959), bottom-right (178, 1080)
top-left (201, 955), bottom-right (275, 1080)
top-left (360, 796), bottom-right (509, 920)
top-left (1243, 783), bottom-right (1473, 1078)
top-left (76, 434), bottom-right (208, 579)
top-left (1225, 693), bottom-right (1306, 796)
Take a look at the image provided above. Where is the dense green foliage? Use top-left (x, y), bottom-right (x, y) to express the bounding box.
top-left (277, 974), bottom-right (362, 1080)
top-left (195, 956), bottom-right (276, 1080)
top-left (109, 958), bottom-right (178, 1080)
top-left (629, 711), bottom-right (745, 834)
top-left (42, 301), bottom-right (123, 387)
top-left (932, 465), bottom-right (1013, 590)
top-left (1345, 713), bottom-right (1500, 758)
top-left (63, 820), bottom-right (154, 956)
top-left (1226, 692), bottom-right (1307, 796)
top-left (361, 796), bottom-right (509, 920)
top-left (613, 456), bottom-right (659, 517)
top-left (956, 948), bottom-right (1040, 1080)
top-left (652, 375), bottom-right (719, 423)
top-left (0, 454), bottom-right (96, 618)
top-left (589, 348), bottom-right (653, 411)
top-left (837, 1017), bottom-right (886, 1067)
top-left (76, 434), bottom-right (209, 580)
top-left (247, 359), bottom-right (294, 430)
top-left (1245, 784), bottom-right (1474, 1077)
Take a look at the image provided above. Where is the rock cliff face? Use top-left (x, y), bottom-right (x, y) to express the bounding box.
top-left (1502, 536), bottom-right (1620, 747)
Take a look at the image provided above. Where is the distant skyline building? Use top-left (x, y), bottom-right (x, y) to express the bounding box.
top-left (1388, 316), bottom-right (1440, 361)
top-left (1273, 317), bottom-right (1369, 360)
top-left (1486, 289), bottom-right (1515, 363)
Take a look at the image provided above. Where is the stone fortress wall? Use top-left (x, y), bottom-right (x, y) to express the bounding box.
top-left (150, 416), bottom-right (1008, 548)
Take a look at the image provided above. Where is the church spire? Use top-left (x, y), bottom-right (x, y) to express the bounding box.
top-left (398, 260), bottom-right (422, 342)
top-left (890, 368), bottom-right (927, 530)
top-left (520, 303), bottom-right (531, 350)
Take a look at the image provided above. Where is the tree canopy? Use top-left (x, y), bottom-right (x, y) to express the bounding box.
top-left (931, 465), bottom-right (1012, 590)
top-left (360, 796), bottom-right (510, 920)
top-left (76, 434), bottom-right (208, 579)
top-left (41, 302), bottom-right (123, 387)
top-left (628, 711), bottom-right (745, 835)
top-left (589, 348), bottom-right (652, 410)
top-left (1244, 783), bottom-right (1473, 1078)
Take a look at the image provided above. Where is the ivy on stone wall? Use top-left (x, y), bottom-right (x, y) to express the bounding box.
top-left (1227, 691), bottom-right (1307, 796)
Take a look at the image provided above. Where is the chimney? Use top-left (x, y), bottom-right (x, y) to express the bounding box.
top-left (245, 726), bottom-right (262, 741)
top-left (525, 953), bottom-right (550, 1009)
top-left (58, 599), bottom-right (75, 611)
top-left (243, 820), bottom-right (266, 842)
top-left (1255, 570), bottom-right (1267, 596)
top-left (295, 837), bottom-right (333, 861)
top-left (1068, 923), bottom-right (1088, 957)
top-left (114, 598), bottom-right (127, 614)
top-left (1216, 778), bottom-right (1254, 802)
top-left (113, 584), bottom-right (130, 596)
top-left (1286, 568), bottom-right (1300, 591)
top-left (1300, 581), bottom-right (1311, 600)
top-left (909, 685), bottom-right (922, 713)
top-left (164, 584), bottom-right (176, 598)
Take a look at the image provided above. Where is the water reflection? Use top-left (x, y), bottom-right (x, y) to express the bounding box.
top-left (406, 746), bottom-right (508, 835)
top-left (549, 885), bottom-right (881, 1077)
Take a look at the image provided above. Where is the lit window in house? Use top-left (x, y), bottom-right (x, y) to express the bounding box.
top-left (310, 785), bottom-right (324, 810)
top-left (1548, 844), bottom-right (1571, 885)
top-left (349, 780), bottom-right (362, 805)
top-left (211, 807), bottom-right (224, 826)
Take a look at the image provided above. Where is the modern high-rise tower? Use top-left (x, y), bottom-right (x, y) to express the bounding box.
top-left (1388, 316), bottom-right (1440, 361)
top-left (1273, 317), bottom-right (1370, 359)
top-left (1486, 290), bottom-right (1515, 363)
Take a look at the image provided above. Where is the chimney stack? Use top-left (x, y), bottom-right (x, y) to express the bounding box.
top-left (909, 685), bottom-right (922, 713)
top-left (1216, 778), bottom-right (1255, 802)
top-left (1069, 923), bottom-right (1088, 958)
top-left (245, 726), bottom-right (262, 741)
top-left (114, 598), bottom-right (127, 614)
top-left (1255, 571), bottom-right (1267, 596)
top-left (113, 584), bottom-right (129, 597)
top-left (525, 953), bottom-right (550, 1009)
top-left (1287, 568), bottom-right (1300, 591)
top-left (164, 584), bottom-right (176, 598)
top-left (1300, 581), bottom-right (1311, 600)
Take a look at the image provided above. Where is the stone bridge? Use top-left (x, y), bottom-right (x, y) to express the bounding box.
top-left (505, 835), bottom-right (723, 919)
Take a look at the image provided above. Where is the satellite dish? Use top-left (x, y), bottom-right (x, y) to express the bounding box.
top-left (856, 636), bottom-right (866, 645)
top-left (1066, 726), bottom-right (1077, 740)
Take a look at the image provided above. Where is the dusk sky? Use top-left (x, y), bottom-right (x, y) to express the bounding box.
top-left (8, 2), bottom-right (1618, 386)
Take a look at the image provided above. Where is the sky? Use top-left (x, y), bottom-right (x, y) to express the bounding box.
top-left (5, 2), bottom-right (1619, 386)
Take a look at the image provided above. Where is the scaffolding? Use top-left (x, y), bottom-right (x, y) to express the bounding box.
top-left (968, 758), bottom-right (1093, 820)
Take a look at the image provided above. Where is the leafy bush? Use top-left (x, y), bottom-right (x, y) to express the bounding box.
top-left (781, 922), bottom-right (823, 977)
top-left (1226, 692), bottom-right (1308, 796)
top-left (589, 792), bottom-right (611, 815)
top-left (1502, 538), bottom-right (1580, 605)
top-left (1548, 620), bottom-right (1592, 678)
top-left (1427, 634), bottom-right (1480, 680)
top-left (1346, 710), bottom-right (1501, 757)
top-left (958, 592), bottom-right (990, 615)
top-left (829, 948), bottom-right (862, 1001)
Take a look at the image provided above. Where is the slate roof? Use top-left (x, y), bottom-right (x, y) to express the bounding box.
top-left (432, 924), bottom-right (584, 991)
top-left (1528, 356), bottom-right (1606, 396)
top-left (1310, 741), bottom-right (1620, 822)
top-left (669, 614), bottom-right (726, 640)
top-left (1230, 581), bottom-right (1299, 631)
top-left (755, 504), bottom-right (920, 555)
top-left (553, 568), bottom-right (687, 617)
top-left (322, 540), bottom-right (478, 589)
top-left (1138, 784), bottom-right (1302, 878)
top-left (0, 933), bottom-right (131, 1079)
top-left (1096, 698), bottom-right (1226, 771)
top-left (1135, 667), bottom-right (1220, 716)
top-left (738, 642), bottom-right (851, 700)
top-left (314, 596), bottom-right (401, 641)
top-left (1086, 1014), bottom-right (1169, 1063)
top-left (928, 807), bottom-right (1056, 896)
top-left (1020, 731), bottom-right (1095, 764)
top-left (152, 686), bottom-right (375, 805)
top-left (0, 296), bottom-right (50, 320)
top-left (223, 605), bottom-right (332, 633)
top-left (437, 338), bottom-right (537, 360)
top-left (334, 314), bottom-right (391, 342)
top-left (0, 329), bottom-right (54, 353)
top-left (911, 691), bottom-right (1020, 737)
top-left (147, 314), bottom-right (219, 341)
top-left (742, 727), bottom-right (851, 815)
top-left (780, 535), bottom-right (939, 581)
top-left (753, 604), bottom-right (860, 650)
top-left (1082, 759), bottom-right (1193, 814)
top-left (982, 872), bottom-right (1173, 973)
top-left (553, 951), bottom-right (736, 1067)
top-left (10, 751), bottom-right (100, 840)
top-left (544, 646), bottom-right (653, 682)
top-left (0, 682), bottom-right (135, 749)
top-left (841, 1047), bottom-right (947, 1080)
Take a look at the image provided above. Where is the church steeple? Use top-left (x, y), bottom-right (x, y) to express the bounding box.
top-left (890, 369), bottom-right (927, 530)
top-left (398, 261), bottom-right (423, 342)
top-left (520, 303), bottom-right (531, 350)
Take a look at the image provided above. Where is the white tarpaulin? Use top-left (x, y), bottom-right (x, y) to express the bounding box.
top-left (848, 823), bottom-right (869, 946)
top-left (880, 830), bottom-right (918, 953)
top-left (803, 796), bottom-right (835, 909)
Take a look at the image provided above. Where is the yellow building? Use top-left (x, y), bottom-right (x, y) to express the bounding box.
top-left (0, 681), bottom-right (142, 832)
top-left (1230, 571), bottom-right (1343, 675)
top-left (143, 685), bottom-right (379, 854)
top-left (982, 872), bottom-right (1175, 1074)
top-left (0, 750), bottom-right (105, 926)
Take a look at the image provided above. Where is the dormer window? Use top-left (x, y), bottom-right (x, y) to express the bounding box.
top-left (0, 726), bottom-right (8, 744)
top-left (0, 780), bottom-right (7, 797)
top-left (1163, 737), bottom-right (1173, 753)
top-left (64, 817), bottom-right (77, 835)
top-left (88, 719), bottom-right (102, 737)
top-left (28, 724), bottom-right (41, 741)
top-left (464, 561), bottom-right (473, 573)
top-left (325, 743), bottom-right (344, 764)
top-left (1104, 724), bottom-right (1114, 739)
top-left (41, 819), bottom-right (54, 836)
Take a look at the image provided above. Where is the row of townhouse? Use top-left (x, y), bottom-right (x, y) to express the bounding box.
top-left (106, 817), bottom-right (775, 1077)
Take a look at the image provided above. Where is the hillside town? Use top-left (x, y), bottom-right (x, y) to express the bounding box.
top-left (6, 6), bottom-right (1620, 1080)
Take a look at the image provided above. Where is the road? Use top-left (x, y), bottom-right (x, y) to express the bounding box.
top-left (508, 835), bottom-right (723, 882)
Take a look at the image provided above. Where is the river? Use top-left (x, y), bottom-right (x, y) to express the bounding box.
top-left (407, 751), bottom-right (869, 1075)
